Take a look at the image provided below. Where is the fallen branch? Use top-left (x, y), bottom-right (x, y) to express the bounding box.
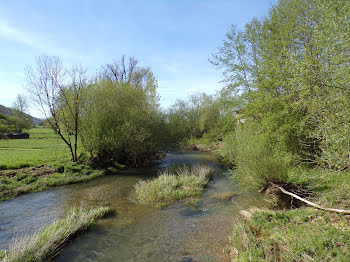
top-left (271, 183), bottom-right (350, 214)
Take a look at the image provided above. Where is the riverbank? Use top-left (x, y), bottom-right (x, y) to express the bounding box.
top-left (228, 168), bottom-right (350, 261)
top-left (184, 139), bottom-right (350, 260)
top-left (1, 206), bottom-right (111, 262)
top-left (180, 137), bottom-right (221, 150)
top-left (0, 165), bottom-right (106, 202)
top-left (0, 127), bottom-right (121, 202)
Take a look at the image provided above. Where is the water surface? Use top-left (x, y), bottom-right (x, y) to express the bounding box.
top-left (0, 151), bottom-right (266, 261)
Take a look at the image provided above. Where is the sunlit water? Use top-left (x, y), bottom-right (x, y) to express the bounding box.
top-left (0, 151), bottom-right (266, 261)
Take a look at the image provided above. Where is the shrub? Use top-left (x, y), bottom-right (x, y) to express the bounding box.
top-left (225, 123), bottom-right (289, 191)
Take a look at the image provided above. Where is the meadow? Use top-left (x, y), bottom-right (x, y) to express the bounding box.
top-left (0, 127), bottom-right (106, 201)
top-left (0, 127), bottom-right (73, 170)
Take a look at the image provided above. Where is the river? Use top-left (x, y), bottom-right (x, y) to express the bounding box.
top-left (0, 151), bottom-right (266, 262)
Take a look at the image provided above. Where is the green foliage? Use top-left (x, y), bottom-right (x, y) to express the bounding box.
top-left (134, 165), bottom-right (213, 207)
top-left (3, 206), bottom-right (110, 262)
top-left (212, 0), bottom-right (350, 169)
top-left (0, 127), bottom-right (110, 201)
top-left (0, 114), bottom-right (31, 135)
top-left (6, 115), bottom-right (32, 133)
top-left (230, 167), bottom-right (350, 262)
top-left (167, 92), bottom-right (236, 144)
top-left (222, 123), bottom-right (289, 190)
top-left (80, 80), bottom-right (166, 167)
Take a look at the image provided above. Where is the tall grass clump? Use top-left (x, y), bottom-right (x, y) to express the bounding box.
top-left (2, 206), bottom-right (110, 262)
top-left (134, 164), bottom-right (214, 207)
top-left (222, 123), bottom-right (289, 191)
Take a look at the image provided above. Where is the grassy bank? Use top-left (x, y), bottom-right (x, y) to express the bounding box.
top-left (0, 127), bottom-right (119, 202)
top-left (0, 166), bottom-right (105, 202)
top-left (228, 168), bottom-right (350, 261)
top-left (1, 206), bottom-right (110, 262)
top-left (135, 165), bottom-right (214, 207)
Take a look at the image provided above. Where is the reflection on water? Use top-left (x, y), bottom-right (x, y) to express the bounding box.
top-left (0, 151), bottom-right (266, 261)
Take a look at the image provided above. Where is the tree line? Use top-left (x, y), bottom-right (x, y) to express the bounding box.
top-left (25, 55), bottom-right (168, 166)
top-left (11, 0), bottom-right (350, 174)
top-left (210, 0), bottom-right (350, 189)
top-left (0, 95), bottom-right (32, 137)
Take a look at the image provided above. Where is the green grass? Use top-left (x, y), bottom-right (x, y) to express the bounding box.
top-left (0, 168), bottom-right (105, 202)
top-left (2, 206), bottom-right (111, 262)
top-left (134, 165), bottom-right (214, 207)
top-left (0, 127), bottom-right (115, 202)
top-left (0, 127), bottom-right (75, 169)
top-left (229, 168), bottom-right (350, 261)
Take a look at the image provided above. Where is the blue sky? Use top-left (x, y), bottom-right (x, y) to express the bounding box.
top-left (0, 0), bottom-right (274, 117)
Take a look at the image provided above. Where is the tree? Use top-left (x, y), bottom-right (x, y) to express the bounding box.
top-left (25, 55), bottom-right (87, 162)
top-left (101, 55), bottom-right (159, 105)
top-left (12, 94), bottom-right (29, 117)
top-left (212, 0), bottom-right (350, 169)
top-left (80, 80), bottom-right (166, 167)
top-left (11, 94), bottom-right (32, 133)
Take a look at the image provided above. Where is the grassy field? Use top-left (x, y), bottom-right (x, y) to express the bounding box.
top-left (135, 164), bottom-right (213, 207)
top-left (0, 127), bottom-right (75, 169)
top-left (228, 169), bottom-right (350, 261)
top-left (0, 127), bottom-right (107, 201)
top-left (1, 206), bottom-right (110, 262)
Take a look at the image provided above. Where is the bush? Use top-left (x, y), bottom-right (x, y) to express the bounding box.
top-left (224, 123), bottom-right (289, 191)
top-left (80, 81), bottom-right (167, 167)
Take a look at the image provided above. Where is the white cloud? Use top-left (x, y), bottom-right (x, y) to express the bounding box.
top-left (0, 19), bottom-right (78, 59)
top-left (0, 21), bottom-right (34, 46)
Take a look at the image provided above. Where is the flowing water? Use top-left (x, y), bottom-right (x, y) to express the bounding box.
top-left (0, 151), bottom-right (266, 262)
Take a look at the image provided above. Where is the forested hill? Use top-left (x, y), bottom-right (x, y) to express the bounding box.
top-left (0, 104), bottom-right (42, 125)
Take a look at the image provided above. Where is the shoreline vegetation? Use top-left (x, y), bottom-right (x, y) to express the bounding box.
top-left (0, 127), bottom-right (124, 202)
top-left (226, 168), bottom-right (350, 261)
top-left (134, 165), bottom-right (214, 207)
top-left (1, 0), bottom-right (350, 259)
top-left (0, 167), bottom-right (105, 202)
top-left (1, 206), bottom-right (111, 262)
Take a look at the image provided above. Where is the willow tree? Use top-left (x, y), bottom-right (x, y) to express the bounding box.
top-left (80, 57), bottom-right (165, 167)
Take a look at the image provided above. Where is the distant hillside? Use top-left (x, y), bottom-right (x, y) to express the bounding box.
top-left (0, 104), bottom-right (43, 125)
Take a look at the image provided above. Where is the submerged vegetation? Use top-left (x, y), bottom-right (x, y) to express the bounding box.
top-left (134, 165), bottom-right (213, 207)
top-left (2, 206), bottom-right (110, 262)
